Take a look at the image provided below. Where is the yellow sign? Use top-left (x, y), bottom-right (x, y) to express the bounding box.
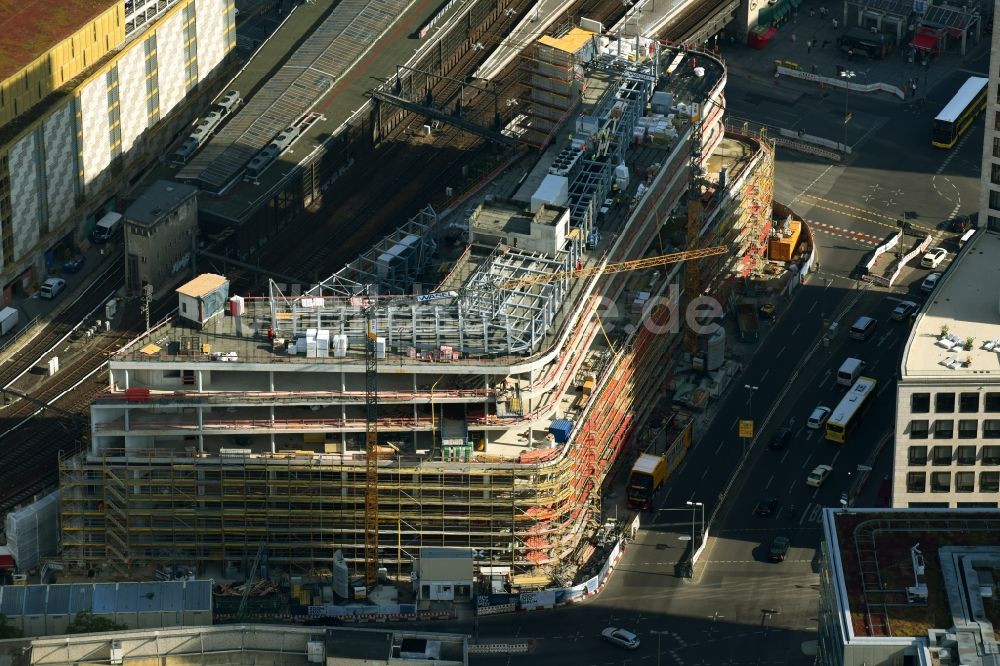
top-left (739, 420), bottom-right (754, 438)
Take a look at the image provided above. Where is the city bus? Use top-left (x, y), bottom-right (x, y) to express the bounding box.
top-left (825, 376), bottom-right (878, 443)
top-left (932, 76), bottom-right (988, 149)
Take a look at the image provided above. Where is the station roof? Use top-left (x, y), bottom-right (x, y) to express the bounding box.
top-left (0, 580), bottom-right (211, 617)
top-left (902, 230), bottom-right (1000, 379)
top-left (0, 0), bottom-right (117, 83)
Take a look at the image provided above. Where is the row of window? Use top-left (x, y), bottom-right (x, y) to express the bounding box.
top-left (906, 470), bottom-right (999, 493)
top-left (908, 419), bottom-right (1000, 439)
top-left (910, 391), bottom-right (1000, 414)
top-left (908, 444), bottom-right (1000, 466)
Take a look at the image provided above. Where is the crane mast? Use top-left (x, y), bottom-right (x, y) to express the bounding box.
top-left (363, 288), bottom-right (379, 589)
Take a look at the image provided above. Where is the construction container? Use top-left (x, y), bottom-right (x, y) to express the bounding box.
top-left (0, 307), bottom-right (17, 336)
top-left (548, 419), bottom-right (573, 443)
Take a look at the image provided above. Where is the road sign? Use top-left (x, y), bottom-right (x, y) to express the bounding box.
top-left (677, 536), bottom-right (692, 541)
top-left (857, 465), bottom-right (873, 472)
top-left (738, 420), bottom-right (754, 438)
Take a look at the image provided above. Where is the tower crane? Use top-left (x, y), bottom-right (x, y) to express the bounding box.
top-left (683, 96), bottom-right (716, 357)
top-left (498, 245), bottom-right (726, 290)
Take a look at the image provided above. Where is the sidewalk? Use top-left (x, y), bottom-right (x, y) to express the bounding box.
top-left (719, 0), bottom-right (990, 105)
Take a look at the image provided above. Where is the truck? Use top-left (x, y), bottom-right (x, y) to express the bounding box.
top-left (0, 307), bottom-right (17, 336)
top-left (736, 301), bottom-right (759, 343)
top-left (91, 211), bottom-right (123, 243)
top-left (627, 453), bottom-right (667, 511)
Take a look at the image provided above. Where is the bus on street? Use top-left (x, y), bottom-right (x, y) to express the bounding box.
top-left (825, 376), bottom-right (878, 443)
top-left (932, 76), bottom-right (988, 149)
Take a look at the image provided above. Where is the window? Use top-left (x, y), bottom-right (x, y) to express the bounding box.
top-left (956, 445), bottom-right (977, 465)
top-left (909, 420), bottom-right (929, 439)
top-left (960, 393), bottom-right (980, 413)
top-left (959, 419), bottom-right (978, 439)
top-left (991, 189), bottom-right (1000, 211)
top-left (995, 111), bottom-right (1000, 131)
top-left (990, 216), bottom-right (1000, 233)
top-left (981, 472), bottom-right (1000, 492)
top-left (906, 472), bottom-right (926, 493)
top-left (935, 393), bottom-right (955, 413)
top-left (908, 446), bottom-right (928, 465)
top-left (986, 393), bottom-right (1000, 412)
top-left (932, 445), bottom-right (953, 465)
top-left (930, 472), bottom-right (951, 492)
top-left (956, 471), bottom-right (975, 492)
top-left (934, 420), bottom-right (954, 439)
top-left (994, 136), bottom-right (1000, 157)
top-left (985, 420), bottom-right (1000, 438)
top-left (993, 163), bottom-right (1000, 185)
top-left (911, 393), bottom-right (930, 413)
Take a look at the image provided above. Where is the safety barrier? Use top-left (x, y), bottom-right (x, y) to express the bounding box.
top-left (468, 641), bottom-right (533, 655)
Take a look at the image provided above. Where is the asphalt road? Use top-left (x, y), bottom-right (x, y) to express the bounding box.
top-left (449, 46), bottom-right (986, 666)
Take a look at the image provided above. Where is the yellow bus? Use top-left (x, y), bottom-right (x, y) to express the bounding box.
top-left (825, 376), bottom-right (878, 443)
top-left (932, 76), bottom-right (987, 149)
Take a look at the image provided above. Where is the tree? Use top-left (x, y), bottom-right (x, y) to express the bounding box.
top-left (66, 611), bottom-right (127, 634)
top-left (0, 614), bottom-right (21, 639)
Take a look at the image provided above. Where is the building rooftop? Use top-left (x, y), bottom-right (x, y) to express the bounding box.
top-left (537, 27), bottom-right (595, 54)
top-left (471, 202), bottom-right (563, 236)
top-left (903, 229), bottom-right (1000, 378)
top-left (0, 0), bottom-right (116, 83)
top-left (125, 180), bottom-right (198, 226)
top-left (826, 509), bottom-right (1000, 641)
top-left (178, 273), bottom-right (228, 299)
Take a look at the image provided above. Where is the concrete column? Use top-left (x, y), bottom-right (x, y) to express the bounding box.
top-left (122, 370), bottom-right (129, 390)
top-left (197, 407), bottom-right (204, 452)
top-left (197, 370), bottom-right (204, 392)
top-left (269, 371), bottom-right (275, 391)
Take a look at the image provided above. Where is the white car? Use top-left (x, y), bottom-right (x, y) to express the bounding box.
top-left (806, 464), bottom-right (833, 488)
top-left (601, 628), bottom-right (640, 650)
top-left (807, 406), bottom-right (832, 430)
top-left (920, 247), bottom-right (948, 268)
top-left (921, 272), bottom-right (942, 293)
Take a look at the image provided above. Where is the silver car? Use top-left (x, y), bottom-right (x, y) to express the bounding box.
top-left (601, 627), bottom-right (640, 649)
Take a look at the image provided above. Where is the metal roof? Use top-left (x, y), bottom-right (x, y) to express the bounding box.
top-left (0, 580), bottom-right (212, 617)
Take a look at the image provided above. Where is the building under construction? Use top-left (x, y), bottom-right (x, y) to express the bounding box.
top-left (59, 32), bottom-right (776, 585)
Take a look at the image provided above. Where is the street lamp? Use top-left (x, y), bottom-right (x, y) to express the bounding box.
top-left (649, 629), bottom-right (670, 666)
top-left (686, 500), bottom-right (704, 551)
top-left (839, 69), bottom-right (856, 151)
top-left (743, 384), bottom-right (758, 458)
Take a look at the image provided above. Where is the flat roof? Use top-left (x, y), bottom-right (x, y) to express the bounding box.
top-left (829, 509), bottom-right (1000, 639)
top-left (125, 180), bottom-right (198, 226)
top-left (472, 201), bottom-right (563, 236)
top-left (177, 274), bottom-right (228, 299)
top-left (537, 27), bottom-right (595, 54)
top-left (0, 0), bottom-right (116, 82)
top-left (902, 230), bottom-right (1000, 378)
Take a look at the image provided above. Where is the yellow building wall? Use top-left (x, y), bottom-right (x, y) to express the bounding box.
top-left (0, 2), bottom-right (125, 128)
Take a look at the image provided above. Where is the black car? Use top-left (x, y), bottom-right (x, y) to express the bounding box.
top-left (755, 497), bottom-right (778, 516)
top-left (62, 256), bottom-right (86, 273)
top-left (769, 427), bottom-right (792, 450)
top-left (768, 536), bottom-right (790, 562)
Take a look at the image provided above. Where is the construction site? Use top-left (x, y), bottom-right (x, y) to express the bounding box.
top-left (56, 28), bottom-right (778, 589)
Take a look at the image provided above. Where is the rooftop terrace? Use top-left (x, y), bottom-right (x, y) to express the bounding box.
top-left (904, 230), bottom-right (1000, 378)
top-left (830, 509), bottom-right (1000, 640)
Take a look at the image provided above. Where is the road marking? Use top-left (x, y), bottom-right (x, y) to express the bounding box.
top-left (808, 301), bottom-right (817, 314)
top-left (877, 382), bottom-right (891, 397)
top-left (832, 449), bottom-right (842, 464)
top-left (820, 368), bottom-right (831, 386)
top-left (779, 449), bottom-right (790, 464)
top-left (761, 368), bottom-right (771, 381)
top-left (870, 358), bottom-right (879, 371)
top-left (802, 453), bottom-right (813, 469)
top-left (714, 440), bottom-right (724, 455)
top-left (805, 429), bottom-right (815, 440)
top-left (730, 421), bottom-right (736, 432)
top-left (794, 427), bottom-right (804, 438)
top-left (876, 332), bottom-right (891, 347)
top-left (777, 345), bottom-right (786, 356)
top-left (788, 479), bottom-right (796, 494)
top-left (790, 162), bottom-right (835, 206)
top-left (701, 466), bottom-right (710, 480)
top-left (791, 322), bottom-right (801, 335)
top-left (765, 474), bottom-right (774, 489)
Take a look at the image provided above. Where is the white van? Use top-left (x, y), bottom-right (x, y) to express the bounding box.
top-left (40, 277), bottom-right (66, 299)
top-left (959, 227), bottom-right (977, 248)
top-left (837, 357), bottom-right (866, 386)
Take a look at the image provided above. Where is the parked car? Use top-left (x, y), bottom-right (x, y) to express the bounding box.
top-left (769, 427), bottom-right (792, 450)
top-left (807, 406), bottom-right (832, 430)
top-left (920, 247), bottom-right (948, 268)
top-left (921, 273), bottom-right (942, 293)
top-left (755, 497), bottom-right (779, 517)
top-left (601, 628), bottom-right (640, 650)
top-left (806, 464), bottom-right (833, 488)
top-left (39, 277), bottom-right (66, 299)
top-left (768, 536), bottom-right (791, 562)
top-left (61, 256), bottom-right (86, 273)
top-left (891, 300), bottom-right (918, 321)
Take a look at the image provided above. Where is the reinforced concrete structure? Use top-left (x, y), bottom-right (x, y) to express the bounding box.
top-left (818, 508), bottom-right (1000, 666)
top-left (60, 36), bottom-right (776, 583)
top-left (0, 0), bottom-right (235, 303)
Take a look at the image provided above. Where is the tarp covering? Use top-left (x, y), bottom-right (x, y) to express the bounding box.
top-left (911, 30), bottom-right (939, 52)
